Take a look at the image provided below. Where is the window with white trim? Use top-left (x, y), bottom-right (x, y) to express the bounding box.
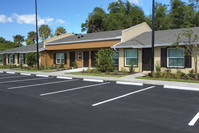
top-left (56, 53), bottom-right (64, 64)
top-left (20, 54), bottom-right (24, 64)
top-left (168, 48), bottom-right (184, 67)
top-left (77, 52), bottom-right (82, 60)
top-left (9, 54), bottom-right (14, 64)
top-left (113, 52), bottom-right (119, 66)
top-left (0, 56), bottom-right (2, 64)
top-left (125, 49), bottom-right (138, 66)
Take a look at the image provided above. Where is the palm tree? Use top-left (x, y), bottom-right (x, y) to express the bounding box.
top-left (55, 26), bottom-right (66, 36)
top-left (27, 31), bottom-right (36, 43)
top-left (13, 35), bottom-right (24, 44)
top-left (39, 24), bottom-right (51, 41)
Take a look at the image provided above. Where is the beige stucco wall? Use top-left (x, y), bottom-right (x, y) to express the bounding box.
top-left (154, 47), bottom-right (197, 73)
top-left (118, 48), bottom-right (142, 72)
top-left (119, 47), bottom-right (197, 74)
top-left (121, 22), bottom-right (152, 42)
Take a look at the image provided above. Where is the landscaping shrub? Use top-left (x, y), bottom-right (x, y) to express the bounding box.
top-left (165, 68), bottom-right (171, 74)
top-left (121, 68), bottom-right (128, 75)
top-left (184, 74), bottom-right (191, 80)
top-left (159, 72), bottom-right (164, 78)
top-left (105, 71), bottom-right (110, 75)
top-left (86, 68), bottom-right (91, 73)
top-left (92, 68), bottom-right (98, 73)
top-left (26, 53), bottom-right (37, 67)
top-left (173, 73), bottom-right (181, 79)
top-left (155, 61), bottom-right (161, 74)
top-left (59, 61), bottom-right (64, 69)
top-left (113, 70), bottom-right (118, 75)
top-left (152, 72), bottom-right (157, 78)
top-left (50, 65), bottom-right (54, 69)
top-left (129, 62), bottom-right (134, 73)
top-left (19, 63), bottom-right (23, 69)
top-left (72, 61), bottom-right (78, 69)
top-left (95, 49), bottom-right (114, 72)
top-left (188, 69), bottom-right (195, 78)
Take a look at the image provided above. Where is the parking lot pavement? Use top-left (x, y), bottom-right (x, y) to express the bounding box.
top-left (0, 73), bottom-right (198, 133)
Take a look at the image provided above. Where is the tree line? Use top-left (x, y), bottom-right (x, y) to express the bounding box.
top-left (81, 0), bottom-right (199, 33)
top-left (0, 25), bottom-right (66, 51)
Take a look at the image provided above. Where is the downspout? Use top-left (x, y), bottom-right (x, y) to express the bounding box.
top-left (112, 42), bottom-right (122, 52)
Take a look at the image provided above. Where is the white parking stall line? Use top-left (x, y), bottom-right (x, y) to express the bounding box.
top-left (0, 75), bottom-right (28, 79)
top-left (57, 76), bottom-right (73, 80)
top-left (40, 82), bottom-right (110, 96)
top-left (116, 81), bottom-right (143, 86)
top-left (83, 79), bottom-right (104, 83)
top-left (6, 72), bottom-right (16, 74)
top-left (20, 73), bottom-right (31, 76)
top-left (92, 86), bottom-right (155, 107)
top-left (188, 112), bottom-right (199, 126)
top-left (0, 77), bottom-right (51, 84)
top-left (8, 79), bottom-right (79, 90)
top-left (36, 74), bottom-right (49, 77)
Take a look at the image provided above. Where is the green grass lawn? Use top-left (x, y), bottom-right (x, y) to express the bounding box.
top-left (1, 68), bottom-right (57, 73)
top-left (67, 72), bottom-right (127, 77)
top-left (137, 76), bottom-right (199, 83)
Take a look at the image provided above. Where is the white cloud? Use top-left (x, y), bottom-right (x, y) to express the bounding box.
top-left (128, 0), bottom-right (143, 5)
top-left (12, 13), bottom-right (55, 25)
top-left (0, 15), bottom-right (13, 23)
top-left (0, 13), bottom-right (65, 25)
top-left (56, 19), bottom-right (65, 24)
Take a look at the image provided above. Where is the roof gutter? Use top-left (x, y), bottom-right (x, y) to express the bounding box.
top-left (114, 42), bottom-right (199, 49)
top-left (45, 36), bottom-right (121, 46)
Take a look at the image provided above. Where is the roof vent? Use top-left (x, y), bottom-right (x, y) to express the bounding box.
top-left (75, 34), bottom-right (78, 35)
top-left (81, 35), bottom-right (84, 37)
top-left (78, 36), bottom-right (81, 39)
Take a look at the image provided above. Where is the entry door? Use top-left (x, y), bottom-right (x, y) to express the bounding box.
top-left (142, 48), bottom-right (152, 71)
top-left (83, 51), bottom-right (89, 67)
top-left (91, 51), bottom-right (98, 67)
top-left (70, 52), bottom-right (75, 67)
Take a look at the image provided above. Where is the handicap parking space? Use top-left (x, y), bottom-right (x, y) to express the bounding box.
top-left (0, 73), bottom-right (198, 133)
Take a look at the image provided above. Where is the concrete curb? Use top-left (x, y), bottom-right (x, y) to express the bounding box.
top-left (116, 81), bottom-right (143, 86)
top-left (1, 70), bottom-right (199, 91)
top-left (164, 85), bottom-right (199, 91)
top-left (83, 79), bottom-right (104, 83)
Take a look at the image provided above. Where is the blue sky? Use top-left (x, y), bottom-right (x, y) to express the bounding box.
top-left (0, 0), bottom-right (189, 43)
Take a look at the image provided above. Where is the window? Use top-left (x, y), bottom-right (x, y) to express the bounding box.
top-left (125, 49), bottom-right (138, 66)
top-left (56, 53), bottom-right (65, 64)
top-left (9, 54), bottom-right (14, 64)
top-left (0, 56), bottom-right (2, 64)
top-left (20, 54), bottom-right (24, 64)
top-left (77, 52), bottom-right (82, 60)
top-left (168, 48), bottom-right (184, 68)
top-left (113, 52), bottom-right (119, 66)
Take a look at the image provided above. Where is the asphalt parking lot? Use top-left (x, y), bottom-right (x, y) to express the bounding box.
top-left (0, 72), bottom-right (198, 133)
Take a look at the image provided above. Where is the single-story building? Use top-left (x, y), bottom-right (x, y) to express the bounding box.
top-left (0, 42), bottom-right (45, 66)
top-left (0, 33), bottom-right (73, 66)
top-left (112, 23), bottom-right (199, 73)
top-left (41, 22), bottom-right (151, 68)
top-left (0, 22), bottom-right (198, 74)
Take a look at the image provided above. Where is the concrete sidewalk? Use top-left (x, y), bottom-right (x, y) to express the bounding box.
top-left (1, 69), bottom-right (199, 89)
